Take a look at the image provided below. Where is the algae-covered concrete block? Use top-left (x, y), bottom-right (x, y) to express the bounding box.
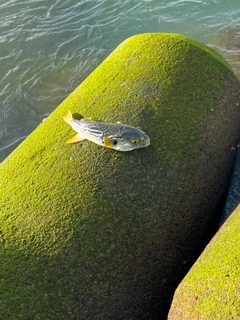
top-left (0, 33), bottom-right (240, 319)
top-left (168, 204), bottom-right (240, 319)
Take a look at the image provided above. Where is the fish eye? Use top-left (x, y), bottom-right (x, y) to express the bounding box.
top-left (132, 139), bottom-right (139, 145)
top-left (113, 140), bottom-right (118, 145)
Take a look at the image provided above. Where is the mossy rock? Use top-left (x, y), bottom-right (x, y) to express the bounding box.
top-left (0, 33), bottom-right (240, 319)
top-left (168, 204), bottom-right (240, 319)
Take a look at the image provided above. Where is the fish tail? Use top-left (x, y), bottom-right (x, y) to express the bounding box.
top-left (63, 110), bottom-right (73, 124)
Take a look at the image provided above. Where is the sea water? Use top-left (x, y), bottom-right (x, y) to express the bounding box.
top-left (0, 0), bottom-right (240, 161)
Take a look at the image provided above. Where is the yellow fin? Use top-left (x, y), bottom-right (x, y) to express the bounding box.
top-left (66, 134), bottom-right (86, 144)
top-left (116, 121), bottom-right (121, 124)
top-left (63, 110), bottom-right (73, 124)
top-left (103, 136), bottom-right (114, 149)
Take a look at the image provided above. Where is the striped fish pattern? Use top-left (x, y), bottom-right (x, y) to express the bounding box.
top-left (63, 110), bottom-right (150, 151)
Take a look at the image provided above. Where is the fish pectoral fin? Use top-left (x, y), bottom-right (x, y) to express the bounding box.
top-left (116, 121), bottom-right (121, 124)
top-left (103, 136), bottom-right (116, 149)
top-left (66, 134), bottom-right (86, 144)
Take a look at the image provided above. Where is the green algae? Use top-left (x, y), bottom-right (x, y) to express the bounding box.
top-left (168, 205), bottom-right (240, 319)
top-left (0, 33), bottom-right (240, 319)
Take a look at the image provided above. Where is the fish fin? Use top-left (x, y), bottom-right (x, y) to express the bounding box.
top-left (66, 134), bottom-right (86, 144)
top-left (136, 126), bottom-right (144, 132)
top-left (116, 121), bottom-right (121, 124)
top-left (63, 110), bottom-right (73, 124)
top-left (103, 136), bottom-right (115, 149)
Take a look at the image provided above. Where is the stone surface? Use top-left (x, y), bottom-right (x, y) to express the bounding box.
top-left (168, 204), bottom-right (240, 319)
top-left (0, 33), bottom-right (240, 319)
top-left (208, 24), bottom-right (240, 78)
top-left (219, 147), bottom-right (240, 226)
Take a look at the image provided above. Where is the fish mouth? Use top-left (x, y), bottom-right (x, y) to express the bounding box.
top-left (144, 139), bottom-right (150, 147)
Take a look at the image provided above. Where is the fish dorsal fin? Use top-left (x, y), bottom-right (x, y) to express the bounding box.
top-left (66, 134), bottom-right (86, 144)
top-left (116, 121), bottom-right (121, 124)
top-left (136, 126), bottom-right (144, 131)
top-left (63, 110), bottom-right (73, 124)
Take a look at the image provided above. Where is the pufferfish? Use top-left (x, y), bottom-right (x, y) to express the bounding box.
top-left (63, 110), bottom-right (150, 151)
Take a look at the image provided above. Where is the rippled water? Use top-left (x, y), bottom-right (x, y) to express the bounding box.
top-left (1, 0), bottom-right (240, 161)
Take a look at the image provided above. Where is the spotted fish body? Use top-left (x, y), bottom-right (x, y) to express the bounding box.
top-left (63, 110), bottom-right (150, 151)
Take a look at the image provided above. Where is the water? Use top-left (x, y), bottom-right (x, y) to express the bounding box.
top-left (1, 0), bottom-right (240, 161)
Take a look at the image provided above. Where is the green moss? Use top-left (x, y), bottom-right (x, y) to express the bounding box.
top-left (0, 33), bottom-right (239, 319)
top-left (169, 205), bottom-right (240, 319)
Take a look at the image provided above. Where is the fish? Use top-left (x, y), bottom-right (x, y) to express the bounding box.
top-left (63, 110), bottom-right (150, 151)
